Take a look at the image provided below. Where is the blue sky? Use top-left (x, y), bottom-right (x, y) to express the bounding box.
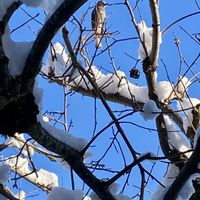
top-left (3, 0), bottom-right (200, 199)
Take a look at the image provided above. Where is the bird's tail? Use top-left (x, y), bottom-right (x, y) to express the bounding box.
top-left (95, 37), bottom-right (102, 48)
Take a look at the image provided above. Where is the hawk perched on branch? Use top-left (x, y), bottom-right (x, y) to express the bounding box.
top-left (91, 1), bottom-right (106, 48)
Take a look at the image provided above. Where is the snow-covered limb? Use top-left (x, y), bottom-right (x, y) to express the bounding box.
top-left (42, 63), bottom-right (185, 134)
top-left (5, 156), bottom-right (58, 192)
top-left (163, 133), bottom-right (200, 200)
top-left (47, 185), bottom-right (131, 200)
top-left (28, 122), bottom-right (116, 200)
top-left (47, 187), bottom-right (86, 200)
top-left (141, 100), bottom-right (161, 121)
top-left (2, 27), bottom-right (33, 77)
top-left (177, 98), bottom-right (200, 142)
top-left (164, 115), bottom-right (191, 159)
top-left (20, 0), bottom-right (87, 90)
top-left (138, 20), bottom-right (153, 61)
top-left (5, 133), bottom-right (35, 156)
top-left (149, 0), bottom-right (161, 67)
top-left (0, 183), bottom-right (19, 200)
top-left (38, 116), bottom-right (88, 152)
top-left (22, 0), bottom-right (65, 19)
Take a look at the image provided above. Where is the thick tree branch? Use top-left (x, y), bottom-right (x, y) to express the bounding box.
top-left (149, 0), bottom-right (161, 67)
top-left (164, 137), bottom-right (200, 200)
top-left (28, 122), bottom-right (116, 200)
top-left (0, 184), bottom-right (19, 200)
top-left (156, 114), bottom-right (186, 170)
top-left (19, 0), bottom-right (87, 91)
top-left (0, 2), bottom-right (22, 111)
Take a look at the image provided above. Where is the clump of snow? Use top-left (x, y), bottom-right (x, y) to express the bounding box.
top-left (2, 27), bottom-right (33, 77)
top-left (71, 65), bottom-right (178, 104)
top-left (164, 115), bottom-right (191, 158)
top-left (157, 81), bottom-right (173, 102)
top-left (6, 156), bottom-right (58, 188)
top-left (176, 76), bottom-right (191, 93)
top-left (151, 164), bottom-right (179, 200)
top-left (98, 71), bottom-right (127, 94)
top-left (88, 66), bottom-right (104, 80)
top-left (0, 0), bottom-right (17, 20)
top-left (38, 115), bottom-right (88, 152)
top-left (42, 42), bottom-right (70, 76)
top-left (137, 20), bottom-right (162, 61)
top-left (15, 191), bottom-right (26, 200)
top-left (90, 182), bottom-right (131, 200)
top-left (0, 164), bottom-right (11, 184)
top-left (72, 67), bottom-right (149, 103)
top-left (21, 0), bottom-right (42, 8)
top-left (47, 187), bottom-right (84, 200)
top-left (22, 0), bottom-right (64, 19)
top-left (177, 174), bottom-right (199, 200)
top-left (177, 98), bottom-right (200, 133)
top-left (141, 100), bottom-right (161, 121)
top-left (6, 156), bottom-right (30, 174)
top-left (43, 115), bottom-right (50, 122)
top-left (152, 167), bottom-right (197, 200)
top-left (42, 42), bottom-right (80, 80)
top-left (194, 127), bottom-right (200, 148)
top-left (138, 20), bottom-right (153, 61)
top-left (36, 169), bottom-right (58, 188)
top-left (5, 133), bottom-right (35, 156)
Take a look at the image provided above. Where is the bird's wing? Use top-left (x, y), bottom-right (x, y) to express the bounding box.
top-left (91, 7), bottom-right (97, 31)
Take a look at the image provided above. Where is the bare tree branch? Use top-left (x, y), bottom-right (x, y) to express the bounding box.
top-left (19, 0), bottom-right (87, 91)
top-left (28, 122), bottom-right (116, 200)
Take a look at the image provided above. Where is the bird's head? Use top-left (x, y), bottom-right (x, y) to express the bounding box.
top-left (97, 1), bottom-right (106, 8)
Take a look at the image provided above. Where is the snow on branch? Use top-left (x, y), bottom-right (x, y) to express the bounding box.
top-left (38, 116), bottom-right (88, 152)
top-left (20, 0), bottom-right (87, 89)
top-left (2, 27), bottom-right (33, 77)
top-left (5, 155), bottom-right (58, 192)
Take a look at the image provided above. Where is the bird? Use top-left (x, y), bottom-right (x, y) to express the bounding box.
top-left (91, 1), bottom-right (106, 48)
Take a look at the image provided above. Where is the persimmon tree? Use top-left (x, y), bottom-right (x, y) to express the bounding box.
top-left (0, 0), bottom-right (200, 200)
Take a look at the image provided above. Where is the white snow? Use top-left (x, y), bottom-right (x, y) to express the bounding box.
top-left (2, 27), bottom-right (33, 77)
top-left (177, 98), bottom-right (200, 133)
top-left (90, 182), bottom-right (131, 200)
top-left (6, 156), bottom-right (58, 188)
top-left (0, 164), bottom-right (11, 184)
top-left (151, 164), bottom-right (180, 200)
top-left (157, 81), bottom-right (173, 102)
top-left (141, 100), bottom-right (161, 121)
top-left (164, 115), bottom-right (191, 158)
top-left (194, 127), bottom-right (200, 148)
top-left (47, 187), bottom-right (85, 200)
top-left (38, 115), bottom-right (88, 152)
top-left (15, 191), bottom-right (26, 200)
top-left (5, 133), bottom-right (35, 156)
top-left (42, 42), bottom-right (80, 80)
top-left (36, 169), bottom-right (58, 188)
top-left (138, 20), bottom-right (153, 61)
top-left (6, 156), bottom-right (30, 174)
top-left (0, 0), bottom-right (17, 21)
top-left (22, 0), bottom-right (65, 19)
top-left (176, 76), bottom-right (191, 93)
top-left (177, 174), bottom-right (199, 200)
top-left (137, 20), bottom-right (162, 61)
top-left (71, 66), bottom-right (176, 104)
